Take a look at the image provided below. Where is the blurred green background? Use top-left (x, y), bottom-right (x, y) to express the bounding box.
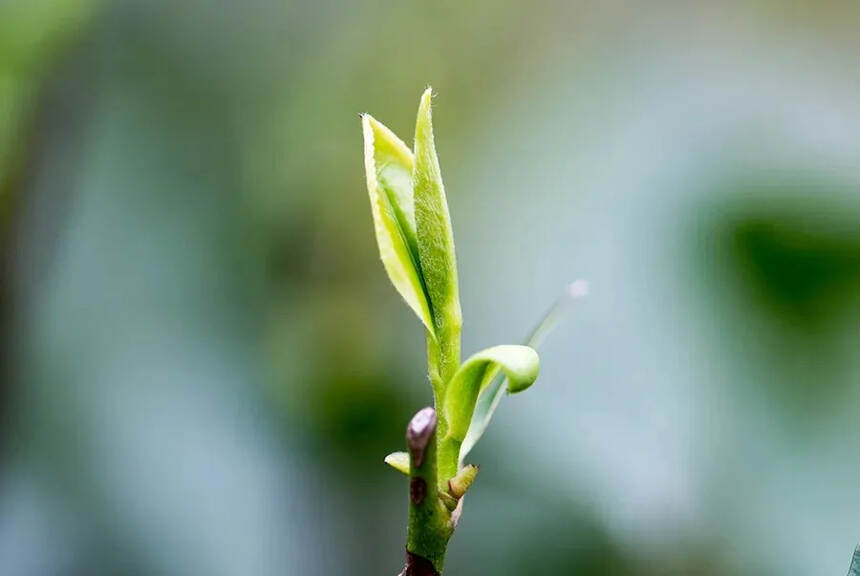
top-left (2, 1), bottom-right (860, 574)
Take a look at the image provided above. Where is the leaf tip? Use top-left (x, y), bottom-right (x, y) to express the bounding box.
top-left (417, 87), bottom-right (434, 125)
top-left (384, 451), bottom-right (410, 475)
top-left (506, 346), bottom-right (540, 394)
top-left (421, 85), bottom-right (434, 103)
top-left (360, 112), bottom-right (377, 136)
top-left (361, 113), bottom-right (374, 151)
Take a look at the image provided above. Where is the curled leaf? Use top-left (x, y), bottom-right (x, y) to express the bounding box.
top-left (460, 280), bottom-right (588, 461)
top-left (361, 114), bottom-right (435, 336)
top-left (443, 345), bottom-right (539, 443)
top-left (384, 451), bottom-right (410, 475)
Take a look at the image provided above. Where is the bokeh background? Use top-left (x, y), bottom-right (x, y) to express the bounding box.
top-left (2, 1), bottom-right (860, 574)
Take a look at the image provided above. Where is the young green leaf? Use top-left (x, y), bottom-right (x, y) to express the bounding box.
top-left (460, 280), bottom-right (588, 461)
top-left (384, 451), bottom-right (410, 475)
top-left (361, 113), bottom-right (435, 336)
top-left (443, 345), bottom-right (540, 445)
top-left (413, 88), bottom-right (461, 382)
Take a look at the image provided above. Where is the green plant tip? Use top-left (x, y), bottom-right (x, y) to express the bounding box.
top-left (361, 89), bottom-right (583, 576)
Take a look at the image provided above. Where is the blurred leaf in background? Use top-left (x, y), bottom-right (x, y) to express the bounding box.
top-left (0, 0), bottom-right (98, 231)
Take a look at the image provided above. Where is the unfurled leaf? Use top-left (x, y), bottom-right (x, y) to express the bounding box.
top-left (361, 114), bottom-right (435, 336)
top-left (413, 88), bottom-right (461, 375)
top-left (460, 280), bottom-right (588, 461)
top-left (443, 345), bottom-right (539, 444)
top-left (384, 451), bottom-right (410, 475)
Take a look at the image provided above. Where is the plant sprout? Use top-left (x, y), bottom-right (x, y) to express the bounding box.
top-left (361, 88), bottom-right (585, 576)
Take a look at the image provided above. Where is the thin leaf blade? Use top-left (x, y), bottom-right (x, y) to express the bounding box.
top-left (460, 280), bottom-right (588, 461)
top-left (413, 88), bottom-right (461, 377)
top-left (361, 114), bottom-right (435, 336)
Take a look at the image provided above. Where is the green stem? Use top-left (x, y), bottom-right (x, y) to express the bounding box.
top-left (403, 407), bottom-right (453, 576)
top-left (426, 321), bottom-right (461, 491)
top-left (436, 437), bottom-right (460, 488)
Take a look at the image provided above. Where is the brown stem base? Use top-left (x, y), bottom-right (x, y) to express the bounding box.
top-left (398, 550), bottom-right (439, 576)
